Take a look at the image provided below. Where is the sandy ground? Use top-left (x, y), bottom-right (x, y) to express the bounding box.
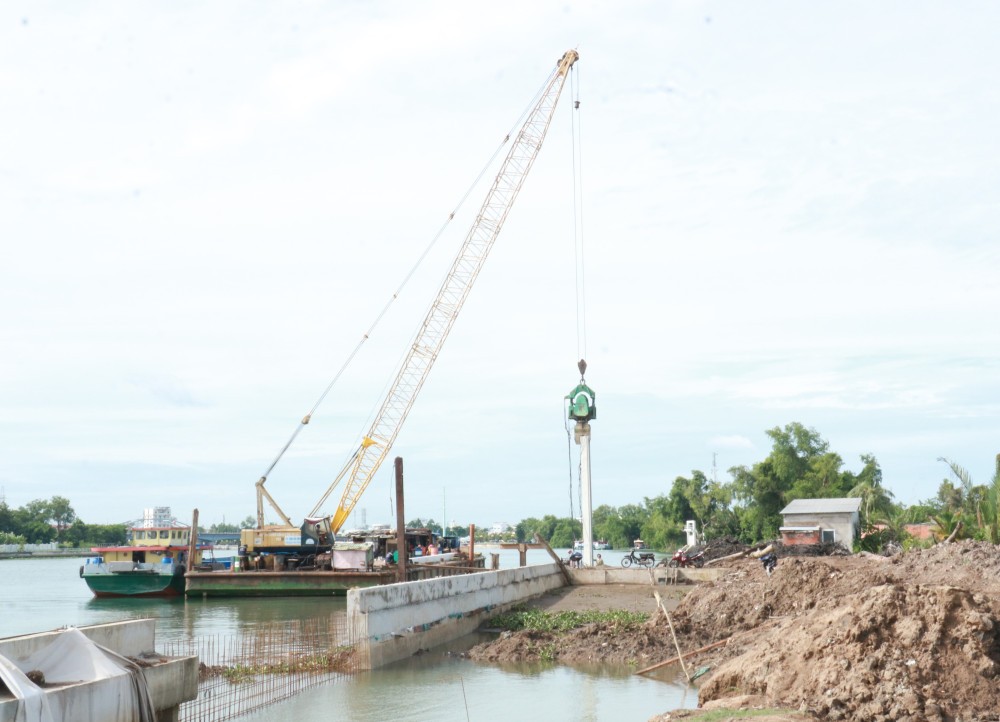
top-left (519, 580), bottom-right (688, 615)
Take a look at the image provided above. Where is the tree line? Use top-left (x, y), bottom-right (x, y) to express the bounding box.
top-left (0, 496), bottom-right (125, 547)
top-left (6, 421), bottom-right (995, 552)
top-left (0, 501), bottom-right (267, 547)
top-left (513, 422), bottom-right (999, 552)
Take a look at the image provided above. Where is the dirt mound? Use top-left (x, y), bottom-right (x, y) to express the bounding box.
top-left (469, 620), bottom-right (680, 666)
top-left (773, 541), bottom-right (851, 557)
top-left (700, 583), bottom-right (1000, 721)
top-left (698, 537), bottom-right (752, 561)
top-left (890, 539), bottom-right (1000, 593)
top-left (669, 556), bottom-right (895, 648)
top-left (470, 542), bottom-right (1000, 720)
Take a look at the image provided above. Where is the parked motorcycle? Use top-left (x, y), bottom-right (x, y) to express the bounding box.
top-left (666, 548), bottom-right (706, 568)
top-left (620, 549), bottom-right (657, 568)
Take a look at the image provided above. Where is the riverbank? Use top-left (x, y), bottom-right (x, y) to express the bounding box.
top-left (470, 541), bottom-right (1000, 721)
top-left (0, 549), bottom-right (90, 560)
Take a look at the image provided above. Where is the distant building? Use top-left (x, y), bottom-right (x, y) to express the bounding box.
top-left (903, 522), bottom-right (935, 541)
top-left (779, 498), bottom-right (862, 550)
top-left (489, 522), bottom-right (512, 535)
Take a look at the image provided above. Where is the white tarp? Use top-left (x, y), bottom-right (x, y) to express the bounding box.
top-left (0, 654), bottom-right (54, 722)
top-left (0, 628), bottom-right (154, 722)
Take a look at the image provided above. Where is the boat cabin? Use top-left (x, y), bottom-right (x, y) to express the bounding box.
top-left (91, 524), bottom-right (209, 569)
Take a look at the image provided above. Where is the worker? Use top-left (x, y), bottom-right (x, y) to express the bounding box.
top-left (595, 553), bottom-right (604, 567)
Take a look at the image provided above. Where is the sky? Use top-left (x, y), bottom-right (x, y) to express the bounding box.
top-left (2, 2), bottom-right (999, 530)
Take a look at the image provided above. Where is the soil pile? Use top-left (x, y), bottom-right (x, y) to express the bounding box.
top-left (468, 541), bottom-right (1000, 721)
top-left (699, 583), bottom-right (1000, 721)
top-left (687, 544), bottom-right (1000, 720)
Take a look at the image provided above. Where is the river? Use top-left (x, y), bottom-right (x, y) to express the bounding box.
top-left (0, 552), bottom-right (695, 720)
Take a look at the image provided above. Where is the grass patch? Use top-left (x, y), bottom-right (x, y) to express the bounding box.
top-left (489, 606), bottom-right (648, 633)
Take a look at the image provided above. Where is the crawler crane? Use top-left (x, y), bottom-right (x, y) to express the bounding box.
top-left (241, 49), bottom-right (579, 554)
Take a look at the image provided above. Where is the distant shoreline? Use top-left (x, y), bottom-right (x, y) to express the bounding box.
top-left (0, 550), bottom-right (92, 560)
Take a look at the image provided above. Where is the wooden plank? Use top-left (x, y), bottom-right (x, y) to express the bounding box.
top-left (648, 568), bottom-right (690, 682)
top-left (534, 533), bottom-right (573, 586)
top-left (635, 637), bottom-right (732, 676)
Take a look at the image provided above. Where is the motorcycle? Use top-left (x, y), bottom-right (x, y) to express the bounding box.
top-left (666, 548), bottom-right (706, 568)
top-left (620, 549), bottom-right (657, 568)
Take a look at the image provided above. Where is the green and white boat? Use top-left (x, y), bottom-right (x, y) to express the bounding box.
top-left (80, 510), bottom-right (212, 598)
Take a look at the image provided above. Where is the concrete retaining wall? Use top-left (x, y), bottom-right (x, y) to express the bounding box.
top-left (569, 566), bottom-right (726, 585)
top-left (348, 562), bottom-right (565, 668)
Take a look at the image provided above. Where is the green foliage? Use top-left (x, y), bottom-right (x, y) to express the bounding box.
top-left (210, 522), bottom-right (240, 533)
top-left (489, 606), bottom-right (649, 633)
top-left (62, 522), bottom-right (128, 547)
top-left (1, 497), bottom-right (76, 542)
top-left (856, 523), bottom-right (895, 553)
top-left (727, 423), bottom-right (891, 543)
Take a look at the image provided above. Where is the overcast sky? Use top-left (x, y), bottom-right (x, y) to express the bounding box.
top-left (2, 2), bottom-right (999, 530)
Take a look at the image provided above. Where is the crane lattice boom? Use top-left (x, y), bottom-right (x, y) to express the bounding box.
top-left (310, 50), bottom-right (579, 532)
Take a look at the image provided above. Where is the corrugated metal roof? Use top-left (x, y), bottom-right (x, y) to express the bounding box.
top-left (780, 497), bottom-right (862, 515)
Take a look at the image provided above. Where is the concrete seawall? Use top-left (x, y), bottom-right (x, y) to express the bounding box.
top-left (569, 566), bottom-right (726, 585)
top-left (348, 562), bottom-right (565, 668)
top-left (347, 562), bottom-right (728, 668)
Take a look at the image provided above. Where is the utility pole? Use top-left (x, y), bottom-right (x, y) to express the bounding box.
top-left (566, 359), bottom-right (597, 567)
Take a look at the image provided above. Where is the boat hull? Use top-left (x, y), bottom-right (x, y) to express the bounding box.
top-left (183, 569), bottom-right (397, 597)
top-left (83, 570), bottom-right (186, 598)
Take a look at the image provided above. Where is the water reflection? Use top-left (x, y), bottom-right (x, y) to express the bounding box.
top-left (233, 635), bottom-right (695, 722)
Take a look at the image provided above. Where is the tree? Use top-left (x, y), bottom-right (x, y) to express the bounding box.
top-left (239, 516), bottom-right (257, 529)
top-left (210, 522), bottom-right (240, 533)
top-left (516, 516), bottom-right (560, 543)
top-left (730, 423), bottom-right (855, 543)
top-left (848, 453), bottom-right (895, 528)
top-left (939, 455), bottom-right (1000, 543)
top-left (549, 518), bottom-right (581, 548)
top-left (0, 502), bottom-right (13, 533)
top-left (48, 496), bottom-right (77, 534)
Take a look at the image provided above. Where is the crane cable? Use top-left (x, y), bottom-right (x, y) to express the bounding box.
top-left (256, 72), bottom-right (558, 490)
top-left (571, 61), bottom-right (587, 361)
top-left (343, 70), bottom-right (559, 466)
top-left (565, 61), bottom-right (588, 521)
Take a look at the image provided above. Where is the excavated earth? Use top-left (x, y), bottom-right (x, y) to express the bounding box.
top-left (466, 540), bottom-right (1000, 722)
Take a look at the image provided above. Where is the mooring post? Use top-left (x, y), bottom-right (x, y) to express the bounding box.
top-left (395, 457), bottom-right (406, 584)
top-left (188, 508), bottom-right (199, 574)
top-left (469, 523), bottom-right (476, 566)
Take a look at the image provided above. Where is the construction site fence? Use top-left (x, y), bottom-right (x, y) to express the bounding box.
top-left (162, 616), bottom-right (366, 722)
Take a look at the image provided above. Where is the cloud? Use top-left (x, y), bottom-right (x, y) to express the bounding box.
top-left (710, 435), bottom-right (754, 450)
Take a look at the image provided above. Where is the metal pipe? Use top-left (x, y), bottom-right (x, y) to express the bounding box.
top-left (395, 457), bottom-right (406, 584)
top-left (579, 425), bottom-right (594, 567)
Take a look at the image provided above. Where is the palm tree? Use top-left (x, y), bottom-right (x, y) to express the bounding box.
top-left (938, 456), bottom-right (1000, 542)
top-left (849, 454), bottom-right (895, 528)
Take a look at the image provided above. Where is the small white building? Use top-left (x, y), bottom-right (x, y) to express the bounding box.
top-left (779, 497), bottom-right (861, 550)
